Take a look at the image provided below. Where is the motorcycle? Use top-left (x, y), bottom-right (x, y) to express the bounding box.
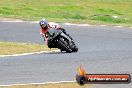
top-left (45, 28), bottom-right (78, 53)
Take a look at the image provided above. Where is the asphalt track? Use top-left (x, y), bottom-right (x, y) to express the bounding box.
top-left (0, 22), bottom-right (132, 88)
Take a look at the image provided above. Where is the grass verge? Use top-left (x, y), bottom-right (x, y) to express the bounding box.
top-left (0, 42), bottom-right (56, 55)
top-left (0, 82), bottom-right (91, 88)
top-left (0, 0), bottom-right (132, 26)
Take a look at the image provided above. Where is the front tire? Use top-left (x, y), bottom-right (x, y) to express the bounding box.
top-left (58, 39), bottom-right (72, 53)
top-left (71, 41), bottom-right (78, 52)
top-left (72, 46), bottom-right (78, 52)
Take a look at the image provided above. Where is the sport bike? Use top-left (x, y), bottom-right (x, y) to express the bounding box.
top-left (46, 28), bottom-right (78, 53)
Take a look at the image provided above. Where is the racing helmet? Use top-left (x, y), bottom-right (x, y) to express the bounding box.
top-left (39, 19), bottom-right (48, 28)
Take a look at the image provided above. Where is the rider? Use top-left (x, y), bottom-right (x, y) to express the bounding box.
top-left (39, 19), bottom-right (73, 48)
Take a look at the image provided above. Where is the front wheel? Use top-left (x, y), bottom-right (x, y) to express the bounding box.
top-left (71, 41), bottom-right (78, 52)
top-left (72, 46), bottom-right (78, 52)
top-left (58, 39), bottom-right (72, 53)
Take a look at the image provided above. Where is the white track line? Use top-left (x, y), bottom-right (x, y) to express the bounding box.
top-left (0, 50), bottom-right (60, 57)
top-left (129, 27), bottom-right (132, 29)
top-left (65, 23), bottom-right (93, 26)
top-left (0, 20), bottom-right (132, 28)
top-left (0, 80), bottom-right (76, 87)
top-left (115, 26), bottom-right (123, 28)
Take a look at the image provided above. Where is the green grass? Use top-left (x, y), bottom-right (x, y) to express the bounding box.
top-left (0, 42), bottom-right (56, 55)
top-left (0, 82), bottom-right (91, 88)
top-left (0, 0), bottom-right (132, 26)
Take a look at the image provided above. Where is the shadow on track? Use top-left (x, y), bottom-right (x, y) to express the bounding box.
top-left (45, 51), bottom-right (77, 54)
